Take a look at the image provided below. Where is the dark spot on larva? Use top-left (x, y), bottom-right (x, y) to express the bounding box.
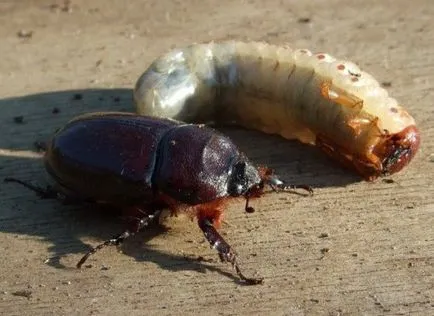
top-left (113, 96), bottom-right (121, 102)
top-left (72, 93), bottom-right (83, 101)
top-left (381, 81), bottom-right (392, 87)
top-left (317, 54), bottom-right (326, 60)
top-left (300, 49), bottom-right (308, 54)
top-left (348, 70), bottom-right (361, 77)
top-left (337, 64), bottom-right (345, 70)
top-left (351, 77), bottom-right (359, 82)
top-left (297, 17), bottom-right (311, 24)
top-left (390, 107), bottom-right (399, 113)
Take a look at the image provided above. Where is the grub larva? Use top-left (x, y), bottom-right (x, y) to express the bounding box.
top-left (134, 41), bottom-right (420, 180)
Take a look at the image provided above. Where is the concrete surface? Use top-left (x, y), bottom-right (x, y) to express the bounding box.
top-left (0, 0), bottom-right (432, 315)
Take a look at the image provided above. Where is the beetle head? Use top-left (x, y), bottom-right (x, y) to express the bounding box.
top-left (227, 160), bottom-right (262, 197)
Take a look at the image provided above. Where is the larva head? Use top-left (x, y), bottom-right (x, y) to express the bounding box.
top-left (378, 125), bottom-right (421, 176)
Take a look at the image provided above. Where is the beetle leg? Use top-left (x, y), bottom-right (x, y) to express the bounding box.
top-left (4, 177), bottom-right (61, 199)
top-left (76, 209), bottom-right (161, 268)
top-left (268, 182), bottom-right (313, 196)
top-left (198, 217), bottom-right (263, 285)
top-left (33, 141), bottom-right (47, 152)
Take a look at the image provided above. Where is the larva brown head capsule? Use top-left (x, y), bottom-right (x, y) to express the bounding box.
top-left (377, 125), bottom-right (421, 177)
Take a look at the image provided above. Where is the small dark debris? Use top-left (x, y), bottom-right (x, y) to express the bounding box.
top-left (196, 256), bottom-right (213, 263)
top-left (100, 265), bottom-right (110, 271)
top-left (17, 30), bottom-right (33, 39)
top-left (12, 290), bottom-right (32, 299)
top-left (72, 93), bottom-right (83, 101)
top-left (310, 299), bottom-right (319, 303)
top-left (50, 0), bottom-right (72, 13)
top-left (98, 97), bottom-right (104, 101)
top-left (352, 253), bottom-right (358, 257)
top-left (382, 178), bottom-right (395, 184)
top-left (84, 264), bottom-right (93, 269)
top-left (407, 262), bottom-right (414, 268)
top-left (381, 81), bottom-right (392, 87)
top-left (13, 116), bottom-right (24, 124)
top-left (95, 59), bottom-right (103, 67)
top-left (318, 233), bottom-right (329, 238)
top-left (113, 96), bottom-right (121, 102)
top-left (320, 247), bottom-right (330, 254)
top-left (298, 17), bottom-right (311, 24)
top-left (52, 107), bottom-right (60, 114)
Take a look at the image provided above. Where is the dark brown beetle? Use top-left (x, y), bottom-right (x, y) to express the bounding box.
top-left (5, 112), bottom-right (312, 285)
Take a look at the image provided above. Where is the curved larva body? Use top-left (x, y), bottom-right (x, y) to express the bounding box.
top-left (134, 41), bottom-right (420, 180)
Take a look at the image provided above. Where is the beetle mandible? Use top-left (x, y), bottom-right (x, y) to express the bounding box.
top-left (5, 112), bottom-right (312, 285)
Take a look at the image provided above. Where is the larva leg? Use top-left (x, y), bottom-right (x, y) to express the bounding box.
top-left (77, 208), bottom-right (162, 268)
top-left (320, 81), bottom-right (363, 111)
top-left (316, 134), bottom-right (381, 180)
top-left (198, 217), bottom-right (263, 285)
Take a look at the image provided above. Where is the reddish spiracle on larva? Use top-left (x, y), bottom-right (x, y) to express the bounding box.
top-left (133, 41), bottom-right (420, 180)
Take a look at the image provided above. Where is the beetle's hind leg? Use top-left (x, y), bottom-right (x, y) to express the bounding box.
top-left (4, 177), bottom-right (61, 199)
top-left (76, 208), bottom-right (162, 268)
top-left (198, 217), bottom-right (263, 285)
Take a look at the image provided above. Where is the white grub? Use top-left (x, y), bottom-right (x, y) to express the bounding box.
top-left (134, 41), bottom-right (419, 179)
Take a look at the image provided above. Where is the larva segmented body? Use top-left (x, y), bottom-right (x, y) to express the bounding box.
top-left (133, 41), bottom-right (420, 180)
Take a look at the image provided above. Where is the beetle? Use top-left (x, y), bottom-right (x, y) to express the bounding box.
top-left (5, 112), bottom-right (312, 285)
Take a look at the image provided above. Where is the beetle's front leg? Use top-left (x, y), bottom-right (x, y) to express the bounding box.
top-left (198, 217), bottom-right (263, 285)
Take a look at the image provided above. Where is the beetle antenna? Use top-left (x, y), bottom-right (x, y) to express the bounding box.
top-left (244, 196), bottom-right (255, 213)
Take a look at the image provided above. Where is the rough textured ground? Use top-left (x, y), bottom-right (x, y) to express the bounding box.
top-left (0, 0), bottom-right (433, 315)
